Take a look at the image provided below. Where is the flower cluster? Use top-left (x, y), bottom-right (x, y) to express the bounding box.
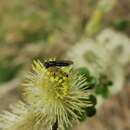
top-left (0, 59), bottom-right (96, 130)
top-left (67, 28), bottom-right (130, 107)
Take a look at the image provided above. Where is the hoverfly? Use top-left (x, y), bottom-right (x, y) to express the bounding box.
top-left (44, 60), bottom-right (73, 68)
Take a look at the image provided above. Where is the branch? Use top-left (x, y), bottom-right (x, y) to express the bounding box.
top-left (52, 120), bottom-right (58, 130)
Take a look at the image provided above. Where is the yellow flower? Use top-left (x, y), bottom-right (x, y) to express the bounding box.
top-left (22, 60), bottom-right (93, 130)
top-left (0, 59), bottom-right (95, 130)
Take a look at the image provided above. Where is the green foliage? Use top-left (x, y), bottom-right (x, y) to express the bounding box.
top-left (85, 106), bottom-right (96, 117)
top-left (112, 19), bottom-right (130, 30)
top-left (75, 94), bottom-right (97, 122)
top-left (0, 63), bottom-right (22, 84)
top-left (78, 67), bottom-right (113, 98)
top-left (95, 75), bottom-right (113, 98)
top-left (77, 67), bottom-right (97, 89)
top-left (78, 94), bottom-right (97, 121)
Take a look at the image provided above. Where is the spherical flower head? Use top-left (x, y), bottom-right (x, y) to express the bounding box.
top-left (67, 40), bottom-right (110, 78)
top-left (66, 34), bottom-right (126, 107)
top-left (97, 28), bottom-right (130, 66)
top-left (23, 59), bottom-right (94, 130)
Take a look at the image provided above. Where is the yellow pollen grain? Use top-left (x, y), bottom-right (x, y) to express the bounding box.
top-left (47, 71), bottom-right (51, 76)
top-left (63, 77), bottom-right (67, 80)
top-left (56, 93), bottom-right (63, 99)
top-left (58, 79), bottom-right (63, 83)
top-left (50, 77), bottom-right (55, 82)
top-left (55, 77), bottom-right (59, 82)
top-left (63, 86), bottom-right (69, 96)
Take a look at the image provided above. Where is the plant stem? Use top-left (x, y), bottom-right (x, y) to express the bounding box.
top-left (52, 120), bottom-right (58, 130)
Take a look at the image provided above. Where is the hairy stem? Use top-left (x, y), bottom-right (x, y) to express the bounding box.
top-left (52, 120), bottom-right (58, 130)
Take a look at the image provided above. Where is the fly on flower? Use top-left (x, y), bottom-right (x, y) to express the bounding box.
top-left (44, 60), bottom-right (73, 68)
top-left (0, 59), bottom-right (96, 130)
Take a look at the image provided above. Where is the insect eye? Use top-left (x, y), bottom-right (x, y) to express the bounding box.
top-left (66, 74), bottom-right (68, 77)
top-left (44, 62), bottom-right (50, 68)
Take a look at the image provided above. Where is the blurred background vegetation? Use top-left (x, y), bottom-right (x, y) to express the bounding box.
top-left (0, 0), bottom-right (130, 130)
